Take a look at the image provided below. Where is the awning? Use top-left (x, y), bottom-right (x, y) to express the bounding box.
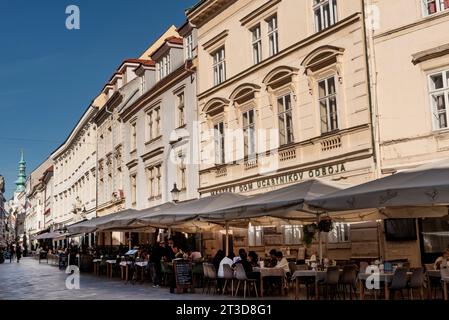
top-left (307, 158), bottom-right (449, 219)
top-left (33, 231), bottom-right (65, 240)
top-left (199, 179), bottom-right (349, 223)
top-left (66, 209), bottom-right (139, 234)
top-left (135, 193), bottom-right (248, 227)
top-left (96, 203), bottom-right (174, 231)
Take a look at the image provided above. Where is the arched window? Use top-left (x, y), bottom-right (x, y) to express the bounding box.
top-left (301, 46), bottom-right (344, 134)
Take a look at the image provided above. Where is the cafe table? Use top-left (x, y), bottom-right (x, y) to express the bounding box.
top-left (292, 270), bottom-right (328, 300)
top-left (357, 271), bottom-right (413, 300)
top-left (92, 259), bottom-right (102, 276)
top-left (106, 260), bottom-right (117, 278)
top-left (253, 267), bottom-right (285, 298)
top-left (135, 261), bottom-right (148, 282)
top-left (119, 261), bottom-right (132, 281)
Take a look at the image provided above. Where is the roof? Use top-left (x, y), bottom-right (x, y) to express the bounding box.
top-left (165, 36), bottom-right (184, 45)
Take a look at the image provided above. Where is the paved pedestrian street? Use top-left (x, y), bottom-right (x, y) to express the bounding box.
top-left (0, 257), bottom-right (220, 300)
top-left (0, 257), bottom-right (286, 300)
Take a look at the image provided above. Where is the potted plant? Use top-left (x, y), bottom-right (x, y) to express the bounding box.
top-left (318, 217), bottom-right (334, 233)
top-left (302, 223), bottom-right (317, 247)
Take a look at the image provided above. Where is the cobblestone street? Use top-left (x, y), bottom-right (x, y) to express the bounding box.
top-left (0, 257), bottom-right (246, 300)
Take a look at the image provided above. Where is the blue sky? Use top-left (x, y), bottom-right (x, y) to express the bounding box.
top-left (0, 0), bottom-right (196, 199)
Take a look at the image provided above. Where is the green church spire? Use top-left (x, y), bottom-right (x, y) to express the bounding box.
top-left (15, 149), bottom-right (26, 193)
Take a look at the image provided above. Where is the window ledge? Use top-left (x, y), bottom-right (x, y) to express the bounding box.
top-left (144, 135), bottom-right (162, 146)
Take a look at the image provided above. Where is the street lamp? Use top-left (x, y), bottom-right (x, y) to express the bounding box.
top-left (170, 183), bottom-right (181, 203)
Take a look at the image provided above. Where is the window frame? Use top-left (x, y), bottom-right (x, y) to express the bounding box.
top-left (130, 122), bottom-right (137, 151)
top-left (212, 47), bottom-right (226, 86)
top-left (251, 24), bottom-right (262, 65)
top-left (177, 92), bottom-right (185, 127)
top-left (185, 33), bottom-right (194, 60)
top-left (267, 15), bottom-right (279, 57)
top-left (277, 93), bottom-right (294, 146)
top-left (318, 75), bottom-right (339, 134)
top-left (328, 222), bottom-right (350, 243)
top-left (423, 0), bottom-right (449, 16)
top-left (214, 121), bottom-right (225, 165)
top-left (242, 109), bottom-right (256, 158)
top-left (313, 0), bottom-right (338, 33)
top-left (428, 69), bottom-right (449, 131)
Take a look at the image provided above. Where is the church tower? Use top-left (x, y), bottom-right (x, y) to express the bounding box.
top-left (14, 150), bottom-right (26, 193)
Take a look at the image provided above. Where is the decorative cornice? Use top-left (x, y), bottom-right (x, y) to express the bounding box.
top-left (202, 29), bottom-right (229, 51)
top-left (240, 0), bottom-right (281, 27)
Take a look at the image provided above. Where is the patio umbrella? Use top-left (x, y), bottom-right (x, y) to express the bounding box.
top-left (307, 158), bottom-right (449, 220)
top-left (67, 209), bottom-right (139, 234)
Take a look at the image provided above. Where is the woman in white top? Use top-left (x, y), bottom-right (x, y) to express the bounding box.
top-left (218, 253), bottom-right (235, 278)
top-left (274, 251), bottom-right (291, 275)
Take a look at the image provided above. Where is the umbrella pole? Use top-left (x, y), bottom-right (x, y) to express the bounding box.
top-left (225, 222), bottom-right (229, 257)
top-left (317, 213), bottom-right (322, 265)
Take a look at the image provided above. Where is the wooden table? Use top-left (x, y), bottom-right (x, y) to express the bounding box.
top-left (135, 261), bottom-right (148, 282)
top-left (292, 270), bottom-right (327, 300)
top-left (358, 272), bottom-right (412, 300)
top-left (120, 261), bottom-right (132, 281)
top-left (106, 260), bottom-right (117, 278)
top-left (92, 259), bottom-right (101, 276)
top-left (253, 267), bottom-right (285, 298)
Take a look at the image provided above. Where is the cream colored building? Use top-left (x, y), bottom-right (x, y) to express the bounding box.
top-left (188, 0), bottom-right (376, 257)
top-left (51, 104), bottom-right (99, 235)
top-left (366, 0), bottom-right (449, 265)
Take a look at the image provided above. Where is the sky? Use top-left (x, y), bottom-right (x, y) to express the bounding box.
top-left (0, 0), bottom-right (197, 199)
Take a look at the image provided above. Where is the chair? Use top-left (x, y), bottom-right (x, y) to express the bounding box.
top-left (408, 267), bottom-right (424, 300)
top-left (202, 263), bottom-right (217, 294)
top-left (425, 263), bottom-right (442, 299)
top-left (389, 267), bottom-right (408, 300)
top-left (340, 265), bottom-right (358, 300)
top-left (160, 261), bottom-right (173, 287)
top-left (318, 266), bottom-right (340, 300)
top-left (222, 264), bottom-right (235, 295)
top-left (234, 264), bottom-right (258, 298)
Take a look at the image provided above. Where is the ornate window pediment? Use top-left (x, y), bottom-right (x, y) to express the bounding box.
top-left (229, 83), bottom-right (261, 105)
top-left (203, 97), bottom-right (229, 117)
top-left (263, 66), bottom-right (299, 91)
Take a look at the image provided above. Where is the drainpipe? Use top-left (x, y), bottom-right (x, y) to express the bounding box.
top-left (362, 0), bottom-right (382, 179)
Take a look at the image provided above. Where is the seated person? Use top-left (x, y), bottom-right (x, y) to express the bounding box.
top-left (234, 249), bottom-right (259, 282)
top-left (274, 251), bottom-right (291, 278)
top-left (267, 249), bottom-right (278, 268)
top-left (434, 247), bottom-right (449, 270)
top-left (248, 251), bottom-right (259, 268)
top-left (188, 248), bottom-right (202, 262)
top-left (218, 252), bottom-right (235, 278)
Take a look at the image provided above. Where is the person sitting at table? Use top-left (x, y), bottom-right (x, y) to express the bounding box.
top-left (434, 247), bottom-right (449, 270)
top-left (248, 251), bottom-right (259, 268)
top-left (187, 248), bottom-right (202, 262)
top-left (274, 251), bottom-right (291, 277)
top-left (173, 246), bottom-right (184, 259)
top-left (218, 252), bottom-right (235, 278)
top-left (267, 249), bottom-right (278, 267)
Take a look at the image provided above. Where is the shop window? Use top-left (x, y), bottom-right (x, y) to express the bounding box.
top-left (248, 224), bottom-right (263, 246)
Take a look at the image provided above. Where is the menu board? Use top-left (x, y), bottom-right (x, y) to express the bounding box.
top-left (173, 259), bottom-right (194, 293)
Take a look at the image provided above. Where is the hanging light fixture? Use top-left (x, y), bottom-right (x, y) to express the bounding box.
top-left (170, 183), bottom-right (181, 203)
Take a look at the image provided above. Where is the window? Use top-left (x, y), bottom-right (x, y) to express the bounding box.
top-left (267, 15), bottom-right (279, 56)
top-left (313, 0), bottom-right (338, 32)
top-left (214, 122), bottom-right (225, 164)
top-left (146, 110), bottom-right (153, 141)
top-left (424, 0), bottom-right (449, 15)
top-left (185, 34), bottom-right (194, 60)
top-left (147, 165), bottom-right (162, 199)
top-left (277, 94), bottom-right (294, 145)
top-left (251, 24), bottom-right (262, 64)
top-left (130, 174), bottom-right (137, 206)
top-left (243, 109), bottom-right (256, 157)
top-left (282, 225), bottom-right (302, 244)
top-left (328, 223), bottom-right (350, 243)
top-left (177, 92), bottom-right (185, 127)
top-left (248, 223), bottom-right (263, 246)
top-left (178, 153), bottom-right (186, 190)
top-left (157, 54), bottom-right (171, 80)
top-left (319, 76), bottom-right (339, 133)
top-left (429, 69), bottom-right (449, 130)
top-left (213, 47), bottom-right (226, 85)
top-left (155, 107), bottom-right (161, 137)
top-left (130, 122), bottom-right (137, 150)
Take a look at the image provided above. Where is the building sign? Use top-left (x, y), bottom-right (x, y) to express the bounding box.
top-left (210, 163), bottom-right (346, 195)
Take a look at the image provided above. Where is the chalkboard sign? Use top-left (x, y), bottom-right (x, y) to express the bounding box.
top-left (173, 259), bottom-right (194, 294)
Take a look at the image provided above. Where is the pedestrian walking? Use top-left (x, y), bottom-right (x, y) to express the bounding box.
top-left (9, 244), bottom-right (15, 263)
top-left (16, 245), bottom-right (22, 263)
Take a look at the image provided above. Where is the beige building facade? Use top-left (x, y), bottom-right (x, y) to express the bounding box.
top-left (188, 0), bottom-right (377, 258)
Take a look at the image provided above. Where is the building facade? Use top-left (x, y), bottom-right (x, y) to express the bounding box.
top-left (24, 158), bottom-right (52, 249)
top-left (188, 0), bottom-right (376, 257)
top-left (51, 104), bottom-right (98, 233)
top-left (367, 0), bottom-right (449, 265)
top-left (119, 28), bottom-right (200, 213)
